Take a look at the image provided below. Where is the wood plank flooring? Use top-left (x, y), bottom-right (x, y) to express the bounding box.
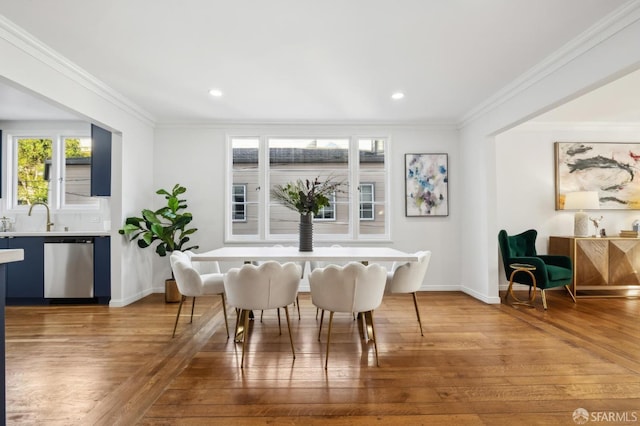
top-left (5, 290), bottom-right (640, 425)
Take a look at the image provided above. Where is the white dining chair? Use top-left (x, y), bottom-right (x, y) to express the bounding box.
top-left (255, 245), bottom-right (304, 320)
top-left (309, 244), bottom-right (344, 320)
top-left (309, 262), bottom-right (387, 368)
top-left (224, 261), bottom-right (302, 368)
top-left (169, 250), bottom-right (229, 338)
top-left (385, 250), bottom-right (432, 336)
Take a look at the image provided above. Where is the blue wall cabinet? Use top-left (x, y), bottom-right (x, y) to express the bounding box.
top-left (90, 124), bottom-right (111, 196)
top-left (94, 236), bottom-right (111, 304)
top-left (6, 237), bottom-right (44, 300)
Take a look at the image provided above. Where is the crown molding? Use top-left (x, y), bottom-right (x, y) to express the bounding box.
top-left (511, 121), bottom-right (640, 132)
top-left (155, 119), bottom-right (458, 130)
top-left (458, 0), bottom-right (640, 129)
top-left (0, 15), bottom-right (156, 127)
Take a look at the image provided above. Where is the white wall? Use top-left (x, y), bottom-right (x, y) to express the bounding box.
top-left (496, 123), bottom-right (640, 286)
top-left (153, 123), bottom-right (461, 292)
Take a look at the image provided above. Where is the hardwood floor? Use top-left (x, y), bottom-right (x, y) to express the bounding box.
top-left (5, 290), bottom-right (640, 425)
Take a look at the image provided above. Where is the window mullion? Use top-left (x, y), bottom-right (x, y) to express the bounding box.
top-left (349, 137), bottom-right (359, 240)
top-left (259, 136), bottom-right (268, 240)
top-left (53, 135), bottom-right (62, 209)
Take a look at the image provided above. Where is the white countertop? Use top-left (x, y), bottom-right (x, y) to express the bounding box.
top-left (0, 231), bottom-right (111, 237)
top-left (0, 249), bottom-right (24, 264)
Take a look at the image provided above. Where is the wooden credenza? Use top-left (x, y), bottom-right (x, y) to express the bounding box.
top-left (549, 236), bottom-right (640, 297)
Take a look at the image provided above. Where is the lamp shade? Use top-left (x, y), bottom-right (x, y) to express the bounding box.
top-left (564, 191), bottom-right (600, 210)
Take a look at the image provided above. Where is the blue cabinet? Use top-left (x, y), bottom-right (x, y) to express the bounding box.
top-left (2, 236), bottom-right (110, 305)
top-left (94, 236), bottom-right (111, 304)
top-left (90, 124), bottom-right (111, 196)
top-left (5, 237), bottom-right (44, 301)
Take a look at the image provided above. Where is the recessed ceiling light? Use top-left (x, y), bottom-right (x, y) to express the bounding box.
top-left (209, 88), bottom-right (223, 97)
top-left (391, 92), bottom-right (405, 100)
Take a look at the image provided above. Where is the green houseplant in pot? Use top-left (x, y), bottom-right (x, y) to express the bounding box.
top-left (119, 183), bottom-right (199, 302)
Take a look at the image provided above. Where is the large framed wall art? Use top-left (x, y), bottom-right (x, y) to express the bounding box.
top-left (405, 153), bottom-right (448, 217)
top-left (555, 142), bottom-right (640, 210)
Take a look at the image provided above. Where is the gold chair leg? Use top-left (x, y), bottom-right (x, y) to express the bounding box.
top-left (505, 268), bottom-right (537, 308)
top-left (234, 308), bottom-right (240, 340)
top-left (284, 306), bottom-right (295, 360)
top-left (325, 311), bottom-right (334, 369)
top-left (220, 293), bottom-right (229, 338)
top-left (565, 285), bottom-right (577, 304)
top-left (296, 295), bottom-right (301, 320)
top-left (172, 295), bottom-right (187, 338)
top-left (318, 309), bottom-right (325, 341)
top-left (541, 289), bottom-right (548, 310)
top-left (411, 292), bottom-right (424, 336)
top-left (190, 297), bottom-right (197, 323)
top-left (367, 310), bottom-right (380, 367)
top-left (241, 309), bottom-right (250, 368)
top-left (235, 308), bottom-right (248, 343)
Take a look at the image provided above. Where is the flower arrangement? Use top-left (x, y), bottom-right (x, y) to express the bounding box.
top-left (270, 175), bottom-right (344, 216)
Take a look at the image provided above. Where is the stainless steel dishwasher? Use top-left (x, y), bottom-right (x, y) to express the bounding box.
top-left (44, 237), bottom-right (94, 298)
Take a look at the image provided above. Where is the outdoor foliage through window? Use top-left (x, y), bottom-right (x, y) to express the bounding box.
top-left (15, 136), bottom-right (93, 207)
top-left (17, 138), bottom-right (52, 205)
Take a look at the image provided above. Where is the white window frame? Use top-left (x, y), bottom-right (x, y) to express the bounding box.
top-left (359, 183), bottom-right (375, 221)
top-left (232, 183), bottom-right (247, 222)
top-left (225, 134), bottom-right (390, 243)
top-left (6, 132), bottom-right (99, 212)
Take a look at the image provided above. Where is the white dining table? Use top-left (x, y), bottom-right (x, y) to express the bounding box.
top-left (190, 245), bottom-right (419, 264)
top-left (191, 245), bottom-right (419, 343)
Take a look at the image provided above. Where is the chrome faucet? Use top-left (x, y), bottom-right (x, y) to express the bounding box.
top-left (28, 202), bottom-right (54, 232)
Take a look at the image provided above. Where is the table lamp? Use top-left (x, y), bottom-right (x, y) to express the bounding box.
top-left (564, 191), bottom-right (600, 237)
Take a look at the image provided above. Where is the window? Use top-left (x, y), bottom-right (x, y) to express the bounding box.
top-left (228, 136), bottom-right (388, 241)
top-left (314, 192), bottom-right (336, 221)
top-left (232, 184), bottom-right (247, 222)
top-left (62, 137), bottom-right (93, 206)
top-left (16, 137), bottom-right (52, 205)
top-left (359, 183), bottom-right (375, 220)
top-left (10, 134), bottom-right (98, 210)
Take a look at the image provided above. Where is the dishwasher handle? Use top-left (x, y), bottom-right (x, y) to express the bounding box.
top-left (44, 237), bottom-right (94, 244)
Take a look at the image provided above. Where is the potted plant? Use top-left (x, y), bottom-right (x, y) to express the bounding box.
top-left (119, 183), bottom-right (198, 302)
top-left (270, 175), bottom-right (344, 251)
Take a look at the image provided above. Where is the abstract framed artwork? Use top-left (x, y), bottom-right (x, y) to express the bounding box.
top-left (555, 142), bottom-right (640, 210)
top-left (405, 153), bottom-right (448, 217)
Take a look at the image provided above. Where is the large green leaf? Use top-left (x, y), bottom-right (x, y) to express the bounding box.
top-left (142, 209), bottom-right (161, 224)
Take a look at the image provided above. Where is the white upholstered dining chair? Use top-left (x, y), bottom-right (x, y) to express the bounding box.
top-left (223, 261), bottom-right (302, 368)
top-left (309, 262), bottom-right (387, 368)
top-left (385, 250), bottom-right (431, 336)
top-left (255, 245), bottom-right (304, 320)
top-left (169, 250), bottom-right (229, 338)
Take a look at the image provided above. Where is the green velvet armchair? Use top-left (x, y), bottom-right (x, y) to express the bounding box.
top-left (498, 229), bottom-right (576, 309)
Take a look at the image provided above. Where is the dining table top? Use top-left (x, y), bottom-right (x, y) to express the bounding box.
top-left (190, 246), bottom-right (419, 263)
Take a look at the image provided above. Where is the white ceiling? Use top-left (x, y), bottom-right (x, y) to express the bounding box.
top-left (0, 0), bottom-right (635, 124)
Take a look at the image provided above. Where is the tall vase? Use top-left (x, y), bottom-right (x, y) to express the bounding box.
top-left (299, 213), bottom-right (313, 252)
